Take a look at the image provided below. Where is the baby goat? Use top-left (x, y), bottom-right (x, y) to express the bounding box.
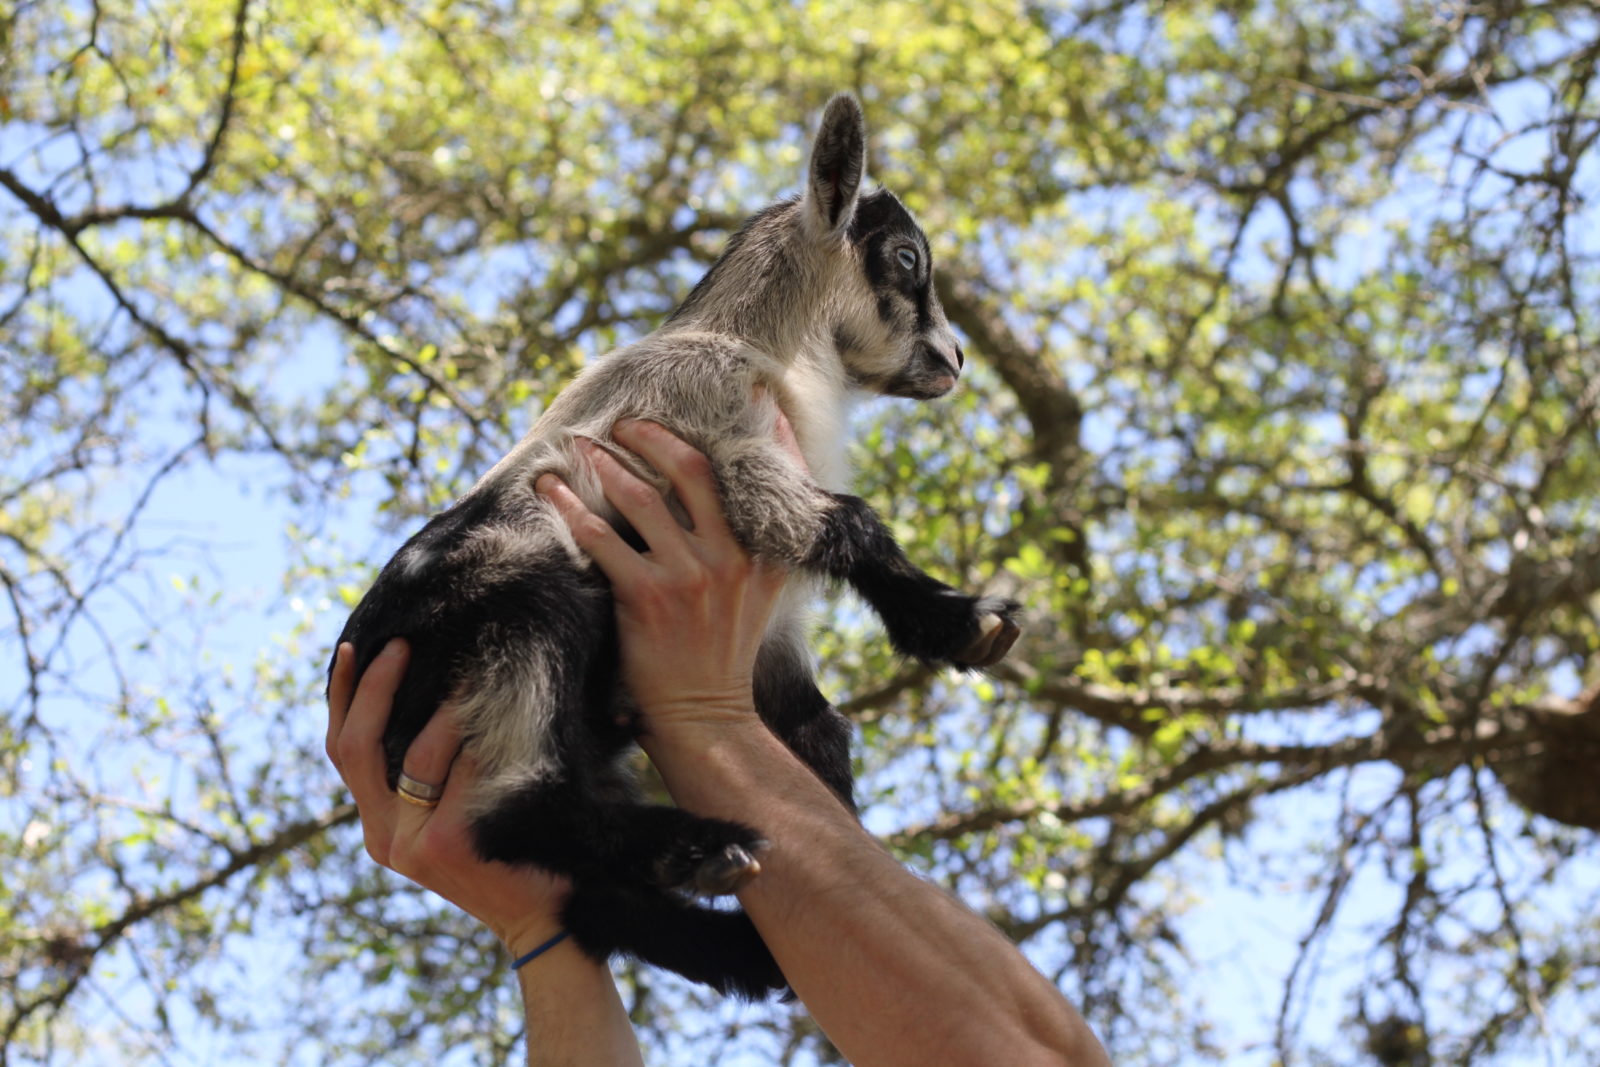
top-left (331, 94), bottom-right (1021, 998)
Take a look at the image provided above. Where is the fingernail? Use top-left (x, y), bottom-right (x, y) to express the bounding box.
top-left (535, 473), bottom-right (564, 495)
top-left (382, 637), bottom-right (406, 658)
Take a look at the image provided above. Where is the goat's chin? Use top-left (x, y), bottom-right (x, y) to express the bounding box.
top-left (884, 375), bottom-right (958, 400)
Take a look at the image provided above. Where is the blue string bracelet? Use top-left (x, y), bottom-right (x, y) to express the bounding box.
top-left (511, 930), bottom-right (571, 970)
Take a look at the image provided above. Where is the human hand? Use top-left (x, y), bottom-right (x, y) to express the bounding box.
top-left (533, 415), bottom-right (793, 729)
top-left (326, 639), bottom-right (570, 959)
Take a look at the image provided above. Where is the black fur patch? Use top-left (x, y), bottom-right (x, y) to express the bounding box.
top-left (914, 283), bottom-right (933, 333)
top-left (754, 639), bottom-right (856, 812)
top-left (847, 189), bottom-right (923, 249)
top-left (833, 322), bottom-right (866, 357)
top-left (335, 494), bottom-right (616, 785)
top-left (563, 883), bottom-right (786, 999)
top-left (472, 775), bottom-right (769, 890)
top-left (805, 494), bottom-right (1019, 667)
top-left (849, 189), bottom-right (934, 326)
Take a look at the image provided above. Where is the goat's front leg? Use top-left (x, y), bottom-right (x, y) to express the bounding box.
top-left (713, 444), bottom-right (1020, 670)
top-left (803, 493), bottom-right (1021, 668)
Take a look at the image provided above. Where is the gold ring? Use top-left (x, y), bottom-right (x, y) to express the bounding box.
top-left (397, 772), bottom-right (444, 807)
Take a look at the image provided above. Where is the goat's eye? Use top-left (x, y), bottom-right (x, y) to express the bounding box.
top-left (896, 248), bottom-right (918, 272)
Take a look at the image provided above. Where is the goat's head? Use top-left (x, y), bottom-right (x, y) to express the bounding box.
top-left (669, 94), bottom-right (965, 400)
top-left (803, 93), bottom-right (964, 399)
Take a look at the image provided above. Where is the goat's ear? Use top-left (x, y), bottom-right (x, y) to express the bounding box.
top-left (805, 93), bottom-right (865, 235)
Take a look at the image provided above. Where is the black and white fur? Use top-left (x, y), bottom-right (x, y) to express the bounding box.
top-left (330, 94), bottom-right (1021, 999)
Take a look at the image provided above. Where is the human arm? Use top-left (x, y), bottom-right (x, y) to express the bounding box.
top-left (325, 641), bottom-right (645, 1067)
top-left (537, 417), bottom-right (1111, 1067)
top-left (645, 701), bottom-right (1107, 1066)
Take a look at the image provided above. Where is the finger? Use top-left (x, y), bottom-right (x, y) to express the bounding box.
top-left (611, 419), bottom-right (733, 542)
top-left (536, 472), bottom-right (654, 587)
top-left (338, 637), bottom-right (408, 812)
top-left (390, 744), bottom-right (514, 886)
top-left (395, 704), bottom-right (463, 827)
top-left (405, 742), bottom-right (479, 852)
top-left (581, 437), bottom-right (698, 562)
top-left (431, 741), bottom-right (479, 819)
top-left (326, 642), bottom-right (356, 770)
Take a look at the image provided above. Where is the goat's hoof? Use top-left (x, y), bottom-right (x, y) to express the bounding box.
top-left (957, 608), bottom-right (1021, 668)
top-left (689, 842), bottom-right (765, 896)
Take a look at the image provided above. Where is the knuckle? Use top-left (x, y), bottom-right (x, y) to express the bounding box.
top-left (572, 514), bottom-right (614, 545)
top-left (416, 822), bottom-right (455, 863)
top-left (618, 479), bottom-right (661, 510)
top-left (631, 583), bottom-right (674, 616)
top-left (387, 848), bottom-right (422, 882)
top-left (408, 710), bottom-right (456, 755)
top-left (671, 563), bottom-right (715, 598)
top-left (677, 449), bottom-right (714, 483)
top-left (401, 747), bottom-right (437, 777)
top-left (711, 555), bottom-right (751, 586)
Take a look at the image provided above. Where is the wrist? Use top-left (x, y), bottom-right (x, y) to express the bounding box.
top-left (632, 681), bottom-right (760, 740)
top-left (636, 700), bottom-right (766, 757)
top-left (638, 710), bottom-right (830, 832)
top-left (497, 917), bottom-right (570, 962)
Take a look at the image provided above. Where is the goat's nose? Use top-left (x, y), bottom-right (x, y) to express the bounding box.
top-left (952, 343), bottom-right (965, 369)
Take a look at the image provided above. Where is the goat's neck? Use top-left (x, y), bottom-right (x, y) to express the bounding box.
top-left (772, 322), bottom-right (854, 492)
top-left (662, 259), bottom-right (854, 488)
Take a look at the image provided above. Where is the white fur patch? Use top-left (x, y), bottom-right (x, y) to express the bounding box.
top-left (766, 574), bottom-right (823, 648)
top-left (770, 336), bottom-right (854, 492)
top-left (453, 635), bottom-right (563, 817)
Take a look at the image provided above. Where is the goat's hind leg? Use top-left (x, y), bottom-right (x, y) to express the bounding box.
top-left (470, 772), bottom-right (768, 895)
top-left (455, 580), bottom-right (768, 896)
top-left (753, 630), bottom-right (856, 812)
top-left (460, 672), bottom-right (765, 895)
top-left (469, 764), bottom-right (782, 995)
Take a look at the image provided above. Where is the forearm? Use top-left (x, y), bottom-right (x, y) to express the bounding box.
top-left (513, 936), bottom-right (645, 1067)
top-left (641, 710), bottom-right (1110, 1067)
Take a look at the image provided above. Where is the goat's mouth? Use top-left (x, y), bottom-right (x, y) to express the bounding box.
top-left (851, 341), bottom-right (964, 400)
top-left (922, 366), bottom-right (960, 397)
top-left (920, 342), bottom-right (963, 395)
top-left (885, 353), bottom-right (960, 399)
